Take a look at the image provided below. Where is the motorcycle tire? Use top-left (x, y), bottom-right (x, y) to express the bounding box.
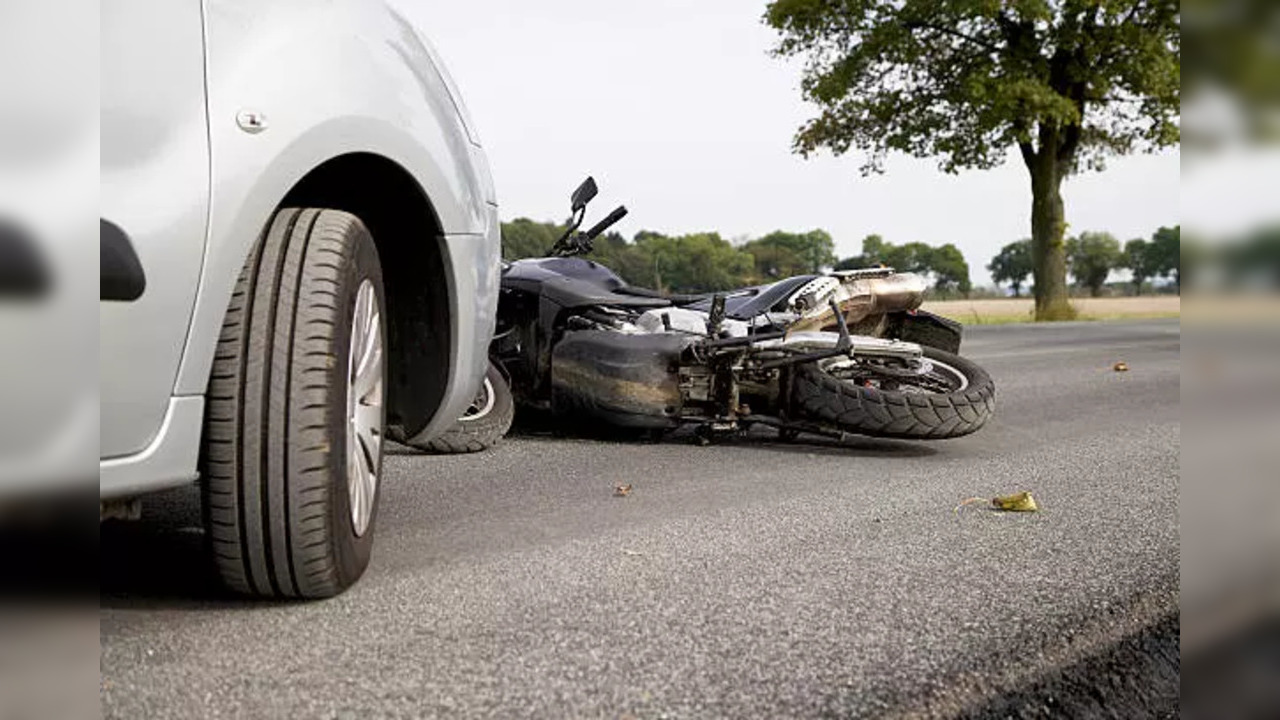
top-left (414, 361), bottom-right (514, 454)
top-left (790, 346), bottom-right (995, 439)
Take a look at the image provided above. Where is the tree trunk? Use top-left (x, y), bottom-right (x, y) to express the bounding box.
top-left (1028, 149), bottom-right (1074, 320)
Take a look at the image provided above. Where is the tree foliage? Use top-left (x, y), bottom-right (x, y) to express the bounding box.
top-left (1149, 225), bottom-right (1180, 289)
top-left (764, 0), bottom-right (1179, 171)
top-left (503, 221), bottom-right (967, 294)
top-left (987, 239), bottom-right (1034, 296)
top-left (836, 234), bottom-right (972, 295)
top-left (741, 229), bottom-right (837, 278)
top-left (929, 244), bottom-right (974, 294)
top-left (1122, 237), bottom-right (1159, 294)
top-left (501, 217), bottom-right (562, 260)
top-left (1066, 231), bottom-right (1123, 296)
top-left (764, 0), bottom-right (1180, 318)
top-left (500, 221), bottom-right (756, 293)
top-left (634, 231), bottom-right (756, 293)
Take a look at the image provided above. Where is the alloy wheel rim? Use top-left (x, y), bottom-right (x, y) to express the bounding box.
top-left (346, 279), bottom-right (383, 537)
top-left (822, 356), bottom-right (969, 393)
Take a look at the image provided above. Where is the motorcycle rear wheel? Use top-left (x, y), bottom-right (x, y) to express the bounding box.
top-left (790, 346), bottom-right (994, 439)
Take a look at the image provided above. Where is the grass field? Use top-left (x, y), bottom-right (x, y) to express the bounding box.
top-left (921, 296), bottom-right (1181, 324)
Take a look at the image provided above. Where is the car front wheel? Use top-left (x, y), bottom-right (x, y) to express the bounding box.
top-left (201, 208), bottom-right (386, 599)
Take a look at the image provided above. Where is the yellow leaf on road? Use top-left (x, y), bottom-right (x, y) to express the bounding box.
top-left (954, 491), bottom-right (1040, 513)
top-left (992, 491), bottom-right (1039, 512)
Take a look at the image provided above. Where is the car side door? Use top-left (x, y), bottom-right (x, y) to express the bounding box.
top-left (101, 0), bottom-right (211, 459)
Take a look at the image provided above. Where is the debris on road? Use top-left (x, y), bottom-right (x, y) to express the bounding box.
top-left (614, 484), bottom-right (633, 497)
top-left (1113, 361), bottom-right (1129, 372)
top-left (954, 491), bottom-right (1040, 513)
top-left (992, 491), bottom-right (1039, 512)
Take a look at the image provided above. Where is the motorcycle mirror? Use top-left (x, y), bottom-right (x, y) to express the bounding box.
top-left (570, 176), bottom-right (598, 213)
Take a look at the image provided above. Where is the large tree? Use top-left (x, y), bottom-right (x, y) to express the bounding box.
top-left (764, 0), bottom-right (1179, 319)
top-left (988, 239), bottom-right (1034, 297)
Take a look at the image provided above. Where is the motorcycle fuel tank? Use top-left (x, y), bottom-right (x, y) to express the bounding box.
top-left (503, 257), bottom-right (668, 310)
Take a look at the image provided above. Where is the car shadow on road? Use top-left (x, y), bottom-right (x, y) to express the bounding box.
top-left (385, 418), bottom-right (940, 460)
top-left (99, 485), bottom-right (278, 611)
top-left (109, 425), bottom-right (934, 607)
top-left (716, 433), bottom-right (941, 459)
top-left (516, 412), bottom-right (943, 459)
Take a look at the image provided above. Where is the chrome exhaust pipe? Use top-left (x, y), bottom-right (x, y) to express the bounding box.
top-left (755, 331), bottom-right (923, 362)
top-left (787, 271), bottom-right (928, 332)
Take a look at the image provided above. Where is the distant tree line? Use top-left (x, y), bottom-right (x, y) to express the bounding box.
top-left (501, 220), bottom-right (974, 296)
top-left (988, 226), bottom-right (1181, 298)
top-left (1184, 225), bottom-right (1280, 291)
top-left (505, 219), bottom-right (1190, 299)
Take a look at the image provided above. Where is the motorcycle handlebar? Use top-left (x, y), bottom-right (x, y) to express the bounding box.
top-left (583, 205), bottom-right (628, 239)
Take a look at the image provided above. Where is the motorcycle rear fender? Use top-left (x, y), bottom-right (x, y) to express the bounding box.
top-left (884, 310), bottom-right (963, 354)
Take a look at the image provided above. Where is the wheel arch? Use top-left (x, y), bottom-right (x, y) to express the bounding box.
top-left (280, 152), bottom-right (452, 440)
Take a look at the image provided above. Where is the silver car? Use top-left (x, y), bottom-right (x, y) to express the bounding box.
top-left (99, 0), bottom-right (500, 598)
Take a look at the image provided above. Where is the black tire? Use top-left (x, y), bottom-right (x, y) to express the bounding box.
top-left (413, 361), bottom-right (514, 453)
top-left (790, 346), bottom-right (995, 439)
top-left (201, 208), bottom-right (386, 599)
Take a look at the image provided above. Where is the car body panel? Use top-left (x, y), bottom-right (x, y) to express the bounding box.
top-left (100, 396), bottom-right (204, 500)
top-left (416, 221), bottom-right (502, 443)
top-left (173, 0), bottom-right (493, 395)
top-left (100, 0), bottom-right (210, 458)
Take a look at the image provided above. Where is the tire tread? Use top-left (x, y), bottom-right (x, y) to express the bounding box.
top-left (790, 347), bottom-right (995, 440)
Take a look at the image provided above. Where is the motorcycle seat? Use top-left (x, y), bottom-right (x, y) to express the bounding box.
top-left (678, 275), bottom-right (817, 320)
top-left (611, 285), bottom-right (713, 306)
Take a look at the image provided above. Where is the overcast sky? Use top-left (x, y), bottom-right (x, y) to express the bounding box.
top-left (405, 0), bottom-right (1180, 286)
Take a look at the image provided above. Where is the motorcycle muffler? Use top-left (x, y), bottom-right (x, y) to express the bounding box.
top-left (786, 270), bottom-right (928, 333)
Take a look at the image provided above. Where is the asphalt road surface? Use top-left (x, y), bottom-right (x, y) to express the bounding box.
top-left (101, 319), bottom-right (1180, 718)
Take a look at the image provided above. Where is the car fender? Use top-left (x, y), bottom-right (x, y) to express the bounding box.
top-left (175, 0), bottom-right (495, 395)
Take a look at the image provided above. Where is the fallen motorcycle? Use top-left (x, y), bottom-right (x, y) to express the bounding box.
top-left (426, 177), bottom-right (994, 451)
